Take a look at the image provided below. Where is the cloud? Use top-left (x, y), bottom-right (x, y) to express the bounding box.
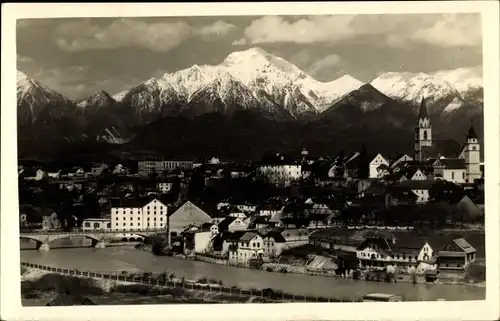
top-left (54, 18), bottom-right (236, 52)
top-left (410, 14), bottom-right (482, 47)
top-left (195, 20), bottom-right (236, 38)
top-left (55, 19), bottom-right (192, 53)
top-left (308, 54), bottom-right (342, 77)
top-left (232, 38), bottom-right (247, 46)
top-left (238, 14), bottom-right (481, 48)
top-left (240, 15), bottom-right (356, 44)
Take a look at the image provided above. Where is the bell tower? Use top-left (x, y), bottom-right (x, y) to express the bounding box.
top-left (460, 121), bottom-right (481, 183)
top-left (414, 97), bottom-right (432, 161)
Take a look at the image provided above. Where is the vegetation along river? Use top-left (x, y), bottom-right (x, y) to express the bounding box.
top-left (20, 240), bottom-right (485, 302)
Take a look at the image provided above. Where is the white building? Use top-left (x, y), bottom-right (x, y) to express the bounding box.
top-left (458, 124), bottom-right (482, 183)
top-left (82, 218), bottom-right (111, 232)
top-left (256, 164), bottom-right (302, 187)
top-left (369, 153), bottom-right (390, 179)
top-left (138, 160), bottom-right (193, 176)
top-left (432, 158), bottom-right (467, 184)
top-left (110, 198), bottom-right (168, 232)
top-left (227, 232), bottom-right (264, 266)
top-left (390, 154), bottom-right (413, 169)
top-left (157, 182), bottom-right (174, 194)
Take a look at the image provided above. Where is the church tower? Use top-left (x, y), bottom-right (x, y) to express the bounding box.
top-left (460, 122), bottom-right (481, 183)
top-left (414, 97), bottom-right (432, 161)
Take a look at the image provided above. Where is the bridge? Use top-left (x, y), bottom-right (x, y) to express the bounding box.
top-left (20, 228), bottom-right (167, 251)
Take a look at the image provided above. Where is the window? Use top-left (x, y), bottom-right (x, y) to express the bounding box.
top-left (123, 223), bottom-right (126, 226)
top-left (423, 130), bottom-right (428, 140)
top-left (451, 172), bottom-right (455, 179)
top-left (116, 223), bottom-right (118, 226)
top-left (84, 222), bottom-right (91, 227)
top-left (462, 172), bottom-right (465, 179)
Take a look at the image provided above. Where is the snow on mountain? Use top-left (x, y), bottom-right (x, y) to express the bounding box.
top-left (181, 70), bottom-right (262, 117)
top-left (432, 66), bottom-right (482, 94)
top-left (17, 70), bottom-right (74, 124)
top-left (77, 90), bottom-right (115, 109)
top-left (220, 47), bottom-right (363, 112)
top-left (112, 90), bottom-right (129, 102)
top-left (370, 71), bottom-right (467, 114)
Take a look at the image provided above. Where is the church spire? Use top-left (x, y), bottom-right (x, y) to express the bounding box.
top-left (467, 119), bottom-right (478, 139)
top-left (419, 97), bottom-right (428, 118)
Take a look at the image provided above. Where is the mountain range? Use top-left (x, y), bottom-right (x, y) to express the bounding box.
top-left (16, 47), bottom-right (483, 161)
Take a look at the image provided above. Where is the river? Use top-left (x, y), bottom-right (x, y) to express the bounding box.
top-left (20, 240), bottom-right (485, 302)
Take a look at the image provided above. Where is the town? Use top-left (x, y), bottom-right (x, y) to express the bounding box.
top-left (19, 99), bottom-right (485, 287)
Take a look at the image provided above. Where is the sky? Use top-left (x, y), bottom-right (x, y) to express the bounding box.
top-left (17, 14), bottom-right (483, 100)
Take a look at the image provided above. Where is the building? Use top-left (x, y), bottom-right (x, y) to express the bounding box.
top-left (390, 154), bottom-right (413, 169)
top-left (369, 153), bottom-right (390, 179)
top-left (414, 98), bottom-right (433, 162)
top-left (157, 182), bottom-right (174, 194)
top-left (168, 201), bottom-right (212, 236)
top-left (262, 230), bottom-right (287, 258)
top-left (41, 211), bottom-right (60, 230)
top-left (82, 218), bottom-right (111, 231)
top-left (458, 124), bottom-right (482, 183)
top-left (227, 231), bottom-right (264, 266)
top-left (432, 158), bottom-right (467, 184)
top-left (437, 238), bottom-right (476, 271)
top-left (110, 198), bottom-right (168, 232)
top-left (138, 160), bottom-right (194, 176)
top-left (394, 180), bottom-right (437, 203)
top-left (256, 155), bottom-right (302, 187)
top-left (280, 228), bottom-right (310, 249)
top-left (216, 216), bottom-right (248, 233)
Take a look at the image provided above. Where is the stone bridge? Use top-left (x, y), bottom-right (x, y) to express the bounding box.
top-left (20, 229), bottom-right (166, 251)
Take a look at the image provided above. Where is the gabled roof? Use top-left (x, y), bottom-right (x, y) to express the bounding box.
top-left (434, 158), bottom-right (466, 170)
top-left (453, 237), bottom-right (476, 254)
top-left (240, 231), bottom-right (260, 242)
top-left (263, 230), bottom-right (286, 242)
top-left (217, 217), bottom-right (237, 230)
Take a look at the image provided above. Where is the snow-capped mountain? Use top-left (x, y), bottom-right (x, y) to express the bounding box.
top-left (370, 71), bottom-right (470, 114)
top-left (77, 90), bottom-right (116, 110)
top-left (17, 70), bottom-right (75, 124)
top-left (120, 48), bottom-right (364, 119)
top-left (112, 90), bottom-right (128, 102)
top-left (180, 70), bottom-right (260, 117)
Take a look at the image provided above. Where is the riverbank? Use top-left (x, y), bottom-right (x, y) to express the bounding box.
top-left (21, 262), bottom-right (351, 305)
top-left (21, 267), bottom-right (286, 306)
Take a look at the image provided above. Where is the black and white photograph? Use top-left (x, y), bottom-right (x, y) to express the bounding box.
top-left (1, 2), bottom-right (499, 321)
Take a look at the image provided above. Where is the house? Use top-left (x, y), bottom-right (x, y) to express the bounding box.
top-left (192, 230), bottom-right (213, 254)
top-left (437, 238), bottom-right (476, 270)
top-left (168, 201), bottom-right (212, 236)
top-left (138, 160), bottom-right (194, 176)
top-left (216, 216), bottom-right (248, 233)
top-left (390, 154), bottom-right (413, 169)
top-left (157, 182), bottom-right (174, 194)
top-left (252, 216), bottom-right (270, 229)
top-left (91, 163), bottom-right (109, 176)
top-left (228, 231), bottom-right (264, 266)
top-left (355, 236), bottom-right (438, 273)
top-left (234, 203), bottom-right (257, 213)
top-left (262, 230), bottom-right (287, 258)
top-left (385, 186), bottom-right (418, 208)
top-left (256, 155), bottom-right (302, 187)
top-left (82, 218), bottom-right (111, 231)
top-left (432, 158), bottom-right (467, 184)
top-left (369, 153), bottom-right (390, 179)
top-left (41, 210), bottom-right (60, 230)
top-left (257, 203), bottom-right (282, 217)
top-left (110, 198), bottom-right (168, 232)
top-left (280, 228), bottom-right (310, 249)
top-left (376, 164), bottom-right (391, 179)
top-left (394, 180), bottom-right (437, 203)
